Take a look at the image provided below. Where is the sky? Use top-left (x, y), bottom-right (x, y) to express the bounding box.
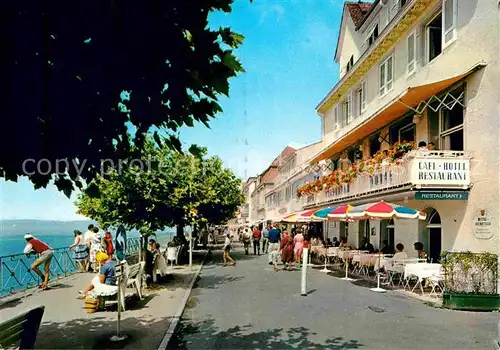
top-left (0, 0), bottom-right (344, 221)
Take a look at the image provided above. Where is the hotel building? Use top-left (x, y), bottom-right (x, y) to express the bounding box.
top-left (297, 0), bottom-right (499, 261)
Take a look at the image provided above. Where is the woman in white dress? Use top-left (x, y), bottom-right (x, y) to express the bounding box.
top-left (88, 227), bottom-right (102, 272)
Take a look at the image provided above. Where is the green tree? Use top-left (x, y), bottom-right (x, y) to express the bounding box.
top-left (2, 0), bottom-right (246, 196)
top-left (75, 139), bottom-right (244, 239)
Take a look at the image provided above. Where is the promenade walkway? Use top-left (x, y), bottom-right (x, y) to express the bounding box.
top-left (170, 248), bottom-right (498, 349)
top-left (0, 251), bottom-right (205, 349)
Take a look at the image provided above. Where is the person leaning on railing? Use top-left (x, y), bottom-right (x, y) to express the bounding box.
top-left (23, 234), bottom-right (54, 290)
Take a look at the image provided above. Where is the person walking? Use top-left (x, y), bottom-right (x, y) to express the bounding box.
top-left (222, 232), bottom-right (236, 266)
top-left (87, 227), bottom-right (102, 273)
top-left (252, 226), bottom-right (261, 255)
top-left (261, 222), bottom-right (270, 254)
top-left (293, 229), bottom-right (304, 265)
top-left (23, 234), bottom-right (54, 289)
top-left (70, 230), bottom-right (88, 272)
top-left (242, 227), bottom-right (252, 255)
top-left (280, 231), bottom-right (294, 271)
top-left (267, 223), bottom-right (281, 271)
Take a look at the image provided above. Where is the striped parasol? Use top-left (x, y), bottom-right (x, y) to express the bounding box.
top-left (348, 200), bottom-right (426, 220)
top-left (326, 204), bottom-right (354, 220)
top-left (282, 209), bottom-right (318, 222)
top-left (312, 207), bottom-right (337, 220)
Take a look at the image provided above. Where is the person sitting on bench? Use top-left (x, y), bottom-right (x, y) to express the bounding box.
top-left (77, 252), bottom-right (116, 299)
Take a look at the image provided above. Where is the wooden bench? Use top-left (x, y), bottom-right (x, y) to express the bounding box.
top-left (95, 261), bottom-right (145, 311)
top-left (0, 306), bottom-right (45, 349)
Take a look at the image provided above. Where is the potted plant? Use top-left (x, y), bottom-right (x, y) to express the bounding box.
top-left (441, 251), bottom-right (499, 311)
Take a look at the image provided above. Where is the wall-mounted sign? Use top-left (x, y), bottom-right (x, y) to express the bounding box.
top-left (415, 191), bottom-right (469, 200)
top-left (411, 158), bottom-right (470, 186)
top-left (473, 209), bottom-right (493, 240)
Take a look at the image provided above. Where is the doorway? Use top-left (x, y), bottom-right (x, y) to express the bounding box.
top-left (426, 209), bottom-right (442, 263)
top-left (358, 220), bottom-right (370, 248)
top-left (380, 219), bottom-right (395, 249)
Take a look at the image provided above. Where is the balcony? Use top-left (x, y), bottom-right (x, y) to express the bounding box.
top-left (302, 150), bottom-right (472, 208)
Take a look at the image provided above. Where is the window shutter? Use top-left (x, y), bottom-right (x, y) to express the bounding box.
top-left (348, 92), bottom-right (353, 122)
top-left (361, 81), bottom-right (367, 111)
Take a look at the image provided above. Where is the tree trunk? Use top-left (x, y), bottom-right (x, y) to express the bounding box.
top-left (176, 223), bottom-right (185, 239)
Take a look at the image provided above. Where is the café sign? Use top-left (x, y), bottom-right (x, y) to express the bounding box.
top-left (411, 158), bottom-right (470, 187)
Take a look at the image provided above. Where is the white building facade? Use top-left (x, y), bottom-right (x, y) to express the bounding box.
top-left (264, 142), bottom-right (324, 222)
top-left (298, 0), bottom-right (499, 260)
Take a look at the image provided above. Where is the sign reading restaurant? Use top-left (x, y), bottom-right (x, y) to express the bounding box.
top-left (410, 158), bottom-right (470, 186)
top-left (415, 191), bottom-right (469, 200)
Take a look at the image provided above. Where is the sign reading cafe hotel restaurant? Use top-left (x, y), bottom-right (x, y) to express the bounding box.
top-left (410, 158), bottom-right (470, 186)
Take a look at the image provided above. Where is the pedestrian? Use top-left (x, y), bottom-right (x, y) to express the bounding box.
top-left (23, 234), bottom-right (54, 289)
top-left (267, 223), bottom-right (281, 272)
top-left (242, 227), bottom-right (252, 255)
top-left (261, 222), bottom-right (270, 254)
top-left (252, 225), bottom-right (261, 255)
top-left (293, 229), bottom-right (304, 264)
top-left (88, 226), bottom-right (102, 273)
top-left (223, 233), bottom-right (236, 266)
top-left (280, 231), bottom-right (294, 271)
top-left (102, 229), bottom-right (114, 257)
top-left (70, 230), bottom-right (88, 272)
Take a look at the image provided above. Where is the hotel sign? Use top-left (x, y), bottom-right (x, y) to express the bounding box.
top-left (473, 209), bottom-right (493, 240)
top-left (411, 158), bottom-right (470, 186)
top-left (415, 192), bottom-right (468, 200)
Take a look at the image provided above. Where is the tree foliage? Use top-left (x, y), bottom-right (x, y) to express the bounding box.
top-left (1, 0), bottom-right (245, 196)
top-left (74, 139), bottom-right (244, 235)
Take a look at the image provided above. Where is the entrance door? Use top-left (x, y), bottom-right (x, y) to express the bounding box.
top-left (358, 220), bottom-right (370, 248)
top-left (380, 219), bottom-right (395, 249)
top-left (428, 228), bottom-right (442, 263)
top-left (426, 209), bottom-right (442, 263)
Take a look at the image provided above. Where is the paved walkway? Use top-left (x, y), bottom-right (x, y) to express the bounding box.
top-left (170, 248), bottom-right (498, 349)
top-left (0, 253), bottom-right (205, 349)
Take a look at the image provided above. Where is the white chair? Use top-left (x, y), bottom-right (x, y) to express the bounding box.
top-left (124, 261), bottom-right (145, 300)
top-left (152, 253), bottom-right (168, 283)
top-left (429, 270), bottom-right (445, 298)
top-left (166, 247), bottom-right (178, 267)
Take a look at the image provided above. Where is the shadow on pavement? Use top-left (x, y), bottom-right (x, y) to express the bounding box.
top-left (168, 317), bottom-right (363, 349)
top-left (38, 314), bottom-right (172, 349)
top-left (193, 273), bottom-right (244, 290)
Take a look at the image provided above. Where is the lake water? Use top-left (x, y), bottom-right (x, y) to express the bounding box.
top-left (0, 230), bottom-right (176, 257)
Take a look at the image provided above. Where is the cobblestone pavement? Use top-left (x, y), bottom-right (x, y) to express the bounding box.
top-left (169, 248), bottom-right (499, 350)
top-left (0, 253), bottom-right (205, 349)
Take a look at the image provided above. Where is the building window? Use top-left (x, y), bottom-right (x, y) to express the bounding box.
top-left (443, 0), bottom-right (457, 46)
top-left (346, 55), bottom-right (354, 72)
top-left (398, 122), bottom-right (416, 143)
top-left (347, 92), bottom-right (353, 123)
top-left (367, 24), bottom-right (379, 47)
top-left (357, 81), bottom-right (366, 115)
top-left (379, 54), bottom-right (394, 96)
top-left (407, 31), bottom-right (417, 76)
top-left (426, 12), bottom-right (442, 62)
top-left (440, 92), bottom-right (464, 151)
top-left (333, 104), bottom-right (339, 130)
top-left (341, 97), bottom-right (352, 127)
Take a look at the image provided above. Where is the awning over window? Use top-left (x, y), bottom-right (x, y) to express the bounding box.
top-left (310, 63), bottom-right (485, 164)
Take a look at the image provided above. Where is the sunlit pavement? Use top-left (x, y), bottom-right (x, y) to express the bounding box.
top-left (168, 247), bottom-right (497, 349)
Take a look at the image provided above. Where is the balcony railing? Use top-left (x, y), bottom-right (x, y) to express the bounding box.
top-left (0, 237), bottom-right (141, 297)
top-left (302, 150), bottom-right (472, 207)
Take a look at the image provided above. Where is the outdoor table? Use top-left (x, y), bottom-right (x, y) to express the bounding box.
top-left (404, 263), bottom-right (442, 294)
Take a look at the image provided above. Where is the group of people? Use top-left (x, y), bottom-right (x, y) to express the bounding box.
top-left (21, 224), bottom-right (115, 292)
top-left (69, 224), bottom-right (114, 273)
top-left (237, 222), bottom-right (309, 272)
